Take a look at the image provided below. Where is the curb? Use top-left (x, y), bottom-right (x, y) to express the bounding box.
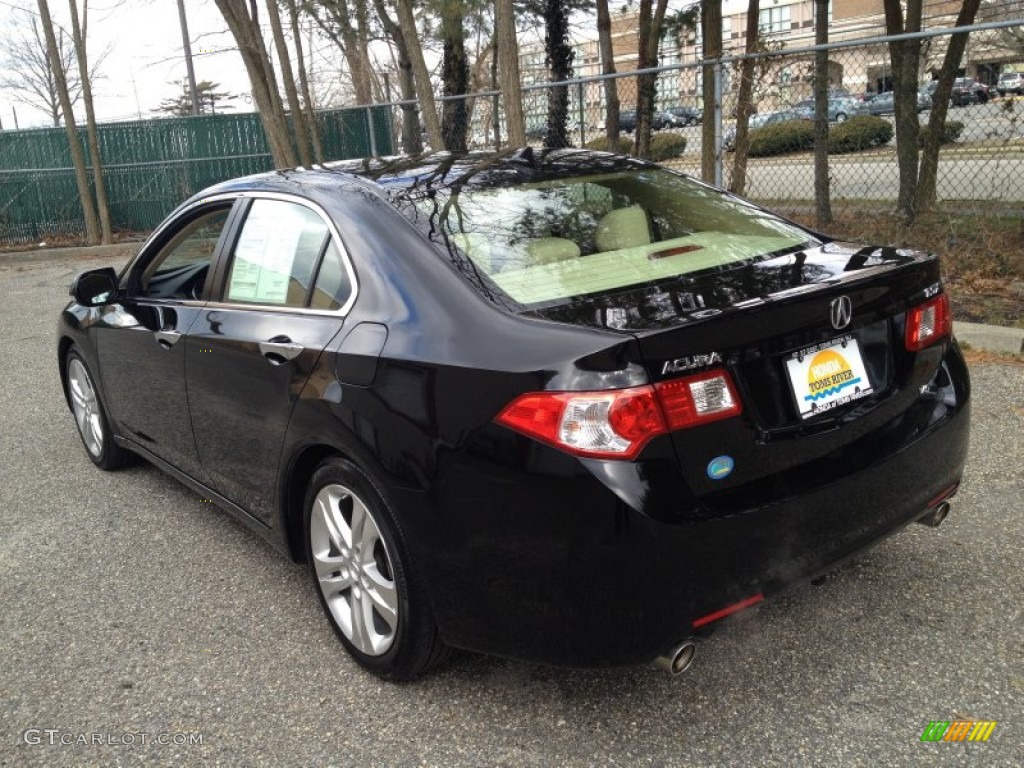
top-left (0, 242), bottom-right (140, 267)
top-left (954, 321), bottom-right (1024, 356)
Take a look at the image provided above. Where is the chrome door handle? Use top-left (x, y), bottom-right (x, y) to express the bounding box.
top-left (259, 339), bottom-right (304, 363)
top-left (155, 330), bottom-right (182, 348)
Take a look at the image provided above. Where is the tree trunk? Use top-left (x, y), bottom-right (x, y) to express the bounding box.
top-left (286, 0), bottom-right (324, 162)
top-left (543, 0), bottom-right (573, 149)
top-left (918, 0), bottom-right (982, 211)
top-left (214, 0), bottom-right (297, 167)
top-left (496, 0), bottom-right (526, 146)
top-left (374, 0), bottom-right (421, 153)
top-left (440, 0), bottom-right (469, 151)
top-left (813, 0), bottom-right (831, 228)
top-left (635, 0), bottom-right (668, 158)
top-left (395, 0), bottom-right (442, 149)
top-left (265, 0), bottom-right (312, 166)
top-left (596, 0), bottom-right (620, 145)
top-left (700, 0), bottom-right (722, 184)
top-left (67, 0), bottom-right (111, 243)
top-left (883, 0), bottom-right (922, 222)
top-left (37, 0), bottom-right (99, 244)
top-left (729, 0), bottom-right (759, 194)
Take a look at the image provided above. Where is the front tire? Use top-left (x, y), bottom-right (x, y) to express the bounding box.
top-left (66, 347), bottom-right (128, 470)
top-left (304, 457), bottom-right (447, 680)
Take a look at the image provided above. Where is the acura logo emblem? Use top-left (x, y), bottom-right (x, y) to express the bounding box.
top-left (830, 296), bottom-right (852, 330)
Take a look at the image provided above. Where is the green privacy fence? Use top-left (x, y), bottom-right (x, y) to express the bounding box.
top-left (0, 107), bottom-right (393, 244)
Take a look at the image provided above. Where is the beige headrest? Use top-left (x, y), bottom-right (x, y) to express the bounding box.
top-left (595, 205), bottom-right (652, 251)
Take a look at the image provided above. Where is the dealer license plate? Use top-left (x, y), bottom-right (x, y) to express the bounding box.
top-left (785, 335), bottom-right (874, 419)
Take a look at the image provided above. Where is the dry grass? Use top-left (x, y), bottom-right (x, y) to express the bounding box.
top-left (961, 346), bottom-right (1024, 367)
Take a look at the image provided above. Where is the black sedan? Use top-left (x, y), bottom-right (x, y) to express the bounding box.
top-left (59, 149), bottom-right (970, 680)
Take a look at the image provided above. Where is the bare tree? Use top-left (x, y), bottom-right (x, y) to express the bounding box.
top-left (394, 0), bottom-right (443, 149)
top-left (634, 0), bottom-right (668, 158)
top-left (285, 0), bottom-right (323, 161)
top-left (700, 0), bottom-right (722, 184)
top-left (36, 0), bottom-right (100, 243)
top-left (440, 0), bottom-right (469, 151)
top-left (595, 0), bottom-right (619, 145)
top-left (496, 0), bottom-right (526, 146)
top-left (917, 0), bottom-right (983, 212)
top-left (372, 0), bottom-right (421, 153)
top-left (812, 0), bottom-right (830, 228)
top-left (882, 0), bottom-right (923, 221)
top-left (265, 0), bottom-right (313, 166)
top-left (306, 0), bottom-right (374, 105)
top-left (214, 0), bottom-right (297, 167)
top-left (0, 14), bottom-right (94, 127)
top-left (729, 0), bottom-right (758, 195)
top-left (67, 0), bottom-right (111, 243)
top-left (542, 0), bottom-right (573, 149)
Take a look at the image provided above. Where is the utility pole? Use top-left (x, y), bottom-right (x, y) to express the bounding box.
top-left (12, 106), bottom-right (18, 130)
top-left (176, 0), bottom-right (200, 115)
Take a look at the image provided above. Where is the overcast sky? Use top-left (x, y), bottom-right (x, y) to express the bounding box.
top-left (0, 0), bottom-right (272, 128)
top-left (0, 0), bottom-right (606, 131)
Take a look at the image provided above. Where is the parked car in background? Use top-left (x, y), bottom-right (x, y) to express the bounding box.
top-left (58, 148), bottom-right (970, 680)
top-left (792, 97), bottom-right (867, 122)
top-left (996, 71), bottom-right (1023, 96)
top-left (723, 109), bottom-right (807, 150)
top-left (866, 91), bottom-right (896, 115)
top-left (620, 110), bottom-right (676, 132)
top-left (951, 77), bottom-right (989, 106)
top-left (663, 105), bottom-right (703, 126)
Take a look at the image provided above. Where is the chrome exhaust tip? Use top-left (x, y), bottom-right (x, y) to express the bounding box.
top-left (653, 640), bottom-right (697, 676)
top-left (916, 501), bottom-right (951, 528)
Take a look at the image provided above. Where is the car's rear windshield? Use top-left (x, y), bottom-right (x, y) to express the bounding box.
top-left (399, 167), bottom-right (817, 307)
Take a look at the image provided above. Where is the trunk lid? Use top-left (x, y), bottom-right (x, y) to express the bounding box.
top-left (531, 241), bottom-right (945, 507)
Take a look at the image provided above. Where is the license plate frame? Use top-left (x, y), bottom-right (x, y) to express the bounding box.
top-left (785, 335), bottom-right (874, 420)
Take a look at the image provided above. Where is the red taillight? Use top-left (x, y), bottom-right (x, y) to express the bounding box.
top-left (655, 369), bottom-right (742, 430)
top-left (495, 369), bottom-right (742, 460)
top-left (905, 293), bottom-right (952, 351)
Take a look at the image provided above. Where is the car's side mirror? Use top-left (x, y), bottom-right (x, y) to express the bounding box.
top-left (71, 267), bottom-right (120, 307)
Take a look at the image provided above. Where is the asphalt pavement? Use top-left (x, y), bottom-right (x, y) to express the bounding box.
top-left (1, 254), bottom-right (1022, 767)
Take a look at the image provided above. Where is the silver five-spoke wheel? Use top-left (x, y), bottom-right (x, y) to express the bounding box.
top-left (310, 484), bottom-right (398, 656)
top-left (68, 357), bottom-right (104, 457)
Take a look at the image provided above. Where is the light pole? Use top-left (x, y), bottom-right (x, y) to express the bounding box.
top-left (176, 0), bottom-right (200, 116)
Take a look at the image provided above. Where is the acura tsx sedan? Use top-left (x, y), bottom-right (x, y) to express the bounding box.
top-left (58, 149), bottom-right (970, 680)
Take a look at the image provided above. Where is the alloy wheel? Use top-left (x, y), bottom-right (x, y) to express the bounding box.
top-left (68, 357), bottom-right (104, 457)
top-left (309, 483), bottom-right (398, 656)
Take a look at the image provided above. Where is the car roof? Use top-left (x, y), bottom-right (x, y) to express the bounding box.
top-left (191, 148), bottom-right (658, 206)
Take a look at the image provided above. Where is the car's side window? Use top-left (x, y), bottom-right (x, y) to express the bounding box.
top-left (309, 238), bottom-right (353, 311)
top-left (224, 199), bottom-right (330, 308)
top-left (139, 207), bottom-right (232, 300)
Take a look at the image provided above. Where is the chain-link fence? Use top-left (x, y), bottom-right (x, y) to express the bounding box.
top-left (375, 21), bottom-right (1024, 221)
top-left (2, 22), bottom-right (1022, 247)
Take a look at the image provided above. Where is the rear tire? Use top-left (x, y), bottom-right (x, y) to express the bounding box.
top-left (66, 347), bottom-right (128, 471)
top-left (304, 457), bottom-right (448, 681)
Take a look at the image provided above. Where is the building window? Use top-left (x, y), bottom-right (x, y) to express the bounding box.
top-left (759, 6), bottom-right (791, 35)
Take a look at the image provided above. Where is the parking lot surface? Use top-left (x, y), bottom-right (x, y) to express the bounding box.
top-left (2, 253), bottom-right (1021, 766)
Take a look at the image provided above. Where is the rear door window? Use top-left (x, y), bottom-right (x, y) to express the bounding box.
top-left (224, 199), bottom-right (330, 308)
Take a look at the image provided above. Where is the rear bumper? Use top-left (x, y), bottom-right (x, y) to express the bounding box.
top-left (408, 343), bottom-right (970, 668)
